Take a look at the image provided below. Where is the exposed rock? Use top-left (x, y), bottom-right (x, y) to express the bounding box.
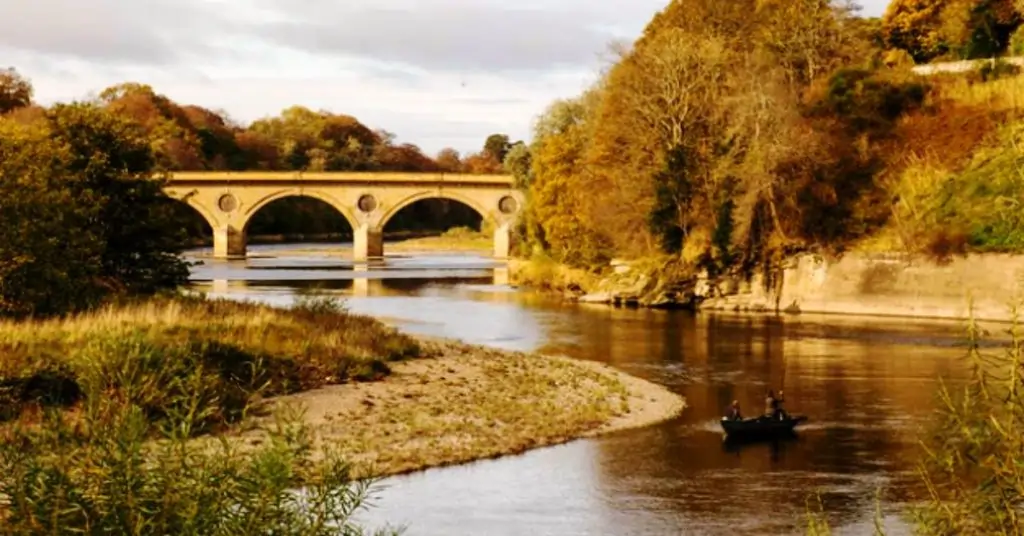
top-left (578, 292), bottom-right (613, 304)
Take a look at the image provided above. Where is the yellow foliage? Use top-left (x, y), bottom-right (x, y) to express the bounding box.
top-left (528, 92), bottom-right (612, 268)
top-left (883, 48), bottom-right (917, 69)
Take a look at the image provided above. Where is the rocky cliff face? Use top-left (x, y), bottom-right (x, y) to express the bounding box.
top-left (533, 252), bottom-right (1024, 322)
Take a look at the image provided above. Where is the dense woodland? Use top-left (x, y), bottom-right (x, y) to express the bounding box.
top-left (1, 70), bottom-right (519, 240)
top-left (0, 70), bottom-right (521, 315)
top-left (513, 0), bottom-right (1024, 278)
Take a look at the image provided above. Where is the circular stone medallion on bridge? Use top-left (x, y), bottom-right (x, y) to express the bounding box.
top-left (498, 195), bottom-right (518, 215)
top-left (357, 194), bottom-right (378, 213)
top-left (217, 193), bottom-right (238, 213)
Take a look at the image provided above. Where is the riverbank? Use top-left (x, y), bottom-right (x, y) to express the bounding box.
top-left (510, 251), bottom-right (1024, 323)
top-left (0, 296), bottom-right (685, 479)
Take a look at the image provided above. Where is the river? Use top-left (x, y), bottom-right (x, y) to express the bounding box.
top-left (187, 244), bottom-right (976, 536)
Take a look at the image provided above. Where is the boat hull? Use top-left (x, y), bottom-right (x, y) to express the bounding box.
top-left (720, 415), bottom-right (807, 439)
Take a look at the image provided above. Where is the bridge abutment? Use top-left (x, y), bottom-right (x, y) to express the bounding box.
top-left (213, 226), bottom-right (247, 258)
top-left (354, 225), bottom-right (384, 261)
top-left (493, 223), bottom-right (515, 259)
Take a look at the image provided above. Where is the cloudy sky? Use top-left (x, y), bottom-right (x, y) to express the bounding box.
top-left (1, 0), bottom-right (890, 155)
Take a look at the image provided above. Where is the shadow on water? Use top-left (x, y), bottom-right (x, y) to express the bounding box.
top-left (186, 244), bottom-right (976, 535)
top-left (721, 431), bottom-right (801, 458)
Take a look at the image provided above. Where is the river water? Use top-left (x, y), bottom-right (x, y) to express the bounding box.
top-left (188, 244), bottom-right (976, 536)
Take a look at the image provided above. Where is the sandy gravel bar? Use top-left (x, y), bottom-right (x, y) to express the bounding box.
top-left (237, 338), bottom-right (686, 478)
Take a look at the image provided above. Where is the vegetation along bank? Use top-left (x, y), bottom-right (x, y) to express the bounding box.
top-left (0, 68), bottom-right (681, 533)
top-left (505, 0), bottom-right (1024, 323)
top-left (0, 297), bottom-right (684, 532)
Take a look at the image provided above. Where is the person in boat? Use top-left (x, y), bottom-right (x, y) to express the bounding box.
top-left (774, 390), bottom-right (789, 420)
top-left (764, 390), bottom-right (777, 419)
top-left (725, 400), bottom-right (742, 421)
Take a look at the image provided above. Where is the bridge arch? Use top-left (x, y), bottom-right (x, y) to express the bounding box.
top-left (377, 190), bottom-right (497, 231)
top-left (169, 193), bottom-right (220, 230)
top-left (241, 188), bottom-right (360, 231)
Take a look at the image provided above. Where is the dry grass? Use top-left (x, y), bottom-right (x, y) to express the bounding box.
top-left (508, 255), bottom-right (601, 294)
top-left (937, 73), bottom-right (1024, 111)
top-left (0, 296), bottom-right (421, 429)
top-left (385, 226), bottom-right (492, 252)
top-left (226, 339), bottom-right (684, 478)
top-left (850, 75), bottom-right (1024, 256)
top-left (192, 227), bottom-right (494, 259)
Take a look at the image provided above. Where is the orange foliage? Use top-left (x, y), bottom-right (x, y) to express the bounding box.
top-left (435, 148), bottom-right (463, 172)
top-left (3, 73), bottom-right (502, 174)
top-left (888, 103), bottom-right (1003, 170)
top-left (462, 152), bottom-right (503, 174)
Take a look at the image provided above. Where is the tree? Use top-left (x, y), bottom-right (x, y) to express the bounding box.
top-left (528, 93), bottom-right (612, 266)
top-left (374, 143), bottom-right (440, 172)
top-left (483, 133), bottom-right (512, 162)
top-left (462, 152), bottom-right (503, 174)
top-left (45, 103), bottom-right (191, 296)
top-left (503, 141), bottom-right (533, 188)
top-left (0, 67), bottom-right (32, 115)
top-left (882, 0), bottom-right (950, 61)
top-left (435, 148), bottom-right (463, 172)
top-left (101, 83), bottom-right (206, 170)
top-left (0, 103), bottom-right (190, 317)
top-left (0, 120), bottom-right (103, 316)
top-left (883, 0), bottom-right (1022, 61)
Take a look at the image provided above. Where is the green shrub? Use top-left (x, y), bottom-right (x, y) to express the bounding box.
top-left (911, 306), bottom-right (1024, 533)
top-left (0, 390), bottom-right (402, 535)
top-left (814, 68), bottom-right (929, 133)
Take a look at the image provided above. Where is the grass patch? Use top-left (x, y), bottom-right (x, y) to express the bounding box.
top-left (936, 72), bottom-right (1024, 111)
top-left (0, 295), bottom-right (421, 434)
top-left (864, 120), bottom-right (1024, 258)
top-left (508, 253), bottom-right (601, 294)
top-left (386, 226), bottom-right (492, 252)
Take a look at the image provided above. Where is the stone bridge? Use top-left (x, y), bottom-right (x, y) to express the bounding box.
top-left (162, 172), bottom-right (523, 260)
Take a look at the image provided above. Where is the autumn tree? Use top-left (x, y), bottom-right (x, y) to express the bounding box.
top-left (503, 141), bottom-right (533, 188)
top-left (882, 0), bottom-right (950, 61)
top-left (483, 133), bottom-right (512, 162)
top-left (100, 83), bottom-right (206, 170)
top-left (374, 142), bottom-right (440, 172)
top-left (519, 0), bottom-right (873, 270)
top-left (528, 92), bottom-right (612, 266)
top-left (0, 103), bottom-right (189, 317)
top-left (588, 28), bottom-right (735, 256)
top-left (0, 67), bottom-right (32, 115)
top-left (462, 152), bottom-right (504, 174)
top-left (883, 0), bottom-right (1022, 61)
top-left (435, 148), bottom-right (463, 172)
top-left (0, 120), bottom-right (100, 316)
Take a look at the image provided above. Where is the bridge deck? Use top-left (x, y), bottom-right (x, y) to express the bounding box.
top-left (161, 171), bottom-right (514, 187)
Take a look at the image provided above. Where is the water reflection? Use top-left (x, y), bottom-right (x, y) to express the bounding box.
top-left (187, 245), bottom-right (974, 535)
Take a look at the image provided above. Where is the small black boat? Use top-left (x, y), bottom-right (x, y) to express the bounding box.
top-left (720, 414), bottom-right (808, 440)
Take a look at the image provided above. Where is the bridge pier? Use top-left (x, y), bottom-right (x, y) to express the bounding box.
top-left (213, 226), bottom-right (247, 258)
top-left (493, 223), bottom-right (515, 259)
top-left (354, 225), bottom-right (383, 261)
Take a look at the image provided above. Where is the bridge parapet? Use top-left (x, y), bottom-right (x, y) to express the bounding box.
top-left (162, 171), bottom-right (514, 186)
